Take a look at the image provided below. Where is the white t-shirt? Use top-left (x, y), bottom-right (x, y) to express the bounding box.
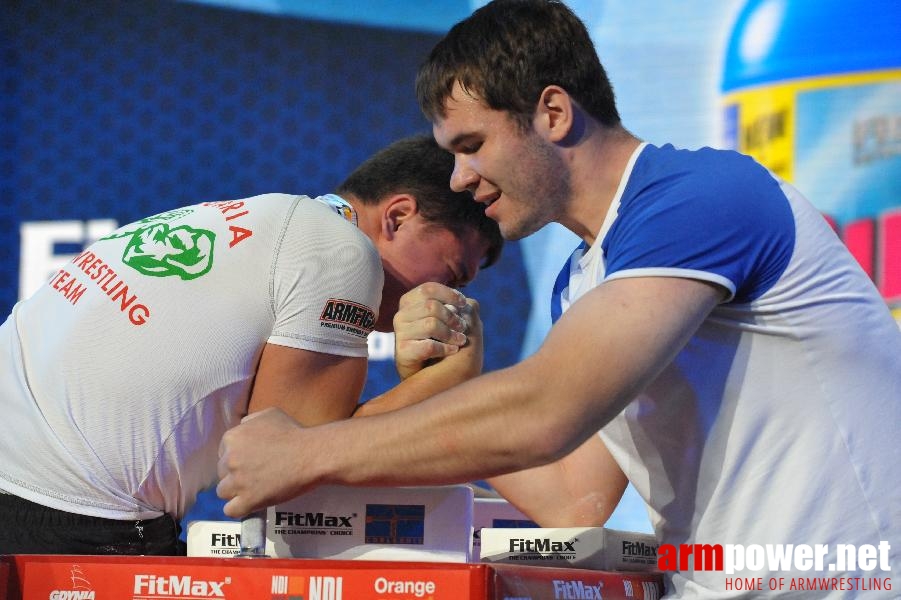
top-left (0, 193), bottom-right (383, 520)
top-left (553, 144), bottom-right (901, 598)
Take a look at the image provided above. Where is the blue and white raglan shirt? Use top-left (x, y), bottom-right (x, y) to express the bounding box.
top-left (552, 144), bottom-right (901, 598)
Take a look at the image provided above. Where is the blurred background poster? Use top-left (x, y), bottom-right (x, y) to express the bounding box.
top-left (3, 0), bottom-right (899, 535)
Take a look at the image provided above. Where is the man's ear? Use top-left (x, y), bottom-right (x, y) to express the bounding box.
top-left (535, 85), bottom-right (575, 143)
top-left (381, 194), bottom-right (419, 240)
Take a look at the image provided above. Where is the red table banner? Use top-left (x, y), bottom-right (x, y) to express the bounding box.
top-left (0, 554), bottom-right (664, 600)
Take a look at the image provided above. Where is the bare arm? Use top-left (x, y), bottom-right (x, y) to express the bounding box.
top-left (487, 433), bottom-right (628, 527)
top-left (218, 276), bottom-right (725, 517)
top-left (354, 282), bottom-right (480, 418)
top-left (248, 343), bottom-right (367, 425)
top-left (375, 282), bottom-right (622, 521)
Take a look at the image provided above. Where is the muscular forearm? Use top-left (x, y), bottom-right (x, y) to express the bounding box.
top-left (486, 435), bottom-right (628, 527)
top-left (315, 360), bottom-right (581, 489)
top-left (353, 346), bottom-right (482, 418)
top-left (311, 278), bottom-right (710, 490)
top-left (219, 277), bottom-right (723, 517)
top-left (353, 369), bottom-right (467, 418)
top-left (221, 297), bottom-right (642, 513)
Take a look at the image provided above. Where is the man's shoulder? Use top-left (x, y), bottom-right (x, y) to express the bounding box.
top-left (279, 196), bottom-right (380, 265)
top-left (639, 143), bottom-right (762, 176)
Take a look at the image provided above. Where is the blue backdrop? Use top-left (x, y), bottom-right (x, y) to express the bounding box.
top-left (1, 0), bottom-right (531, 531)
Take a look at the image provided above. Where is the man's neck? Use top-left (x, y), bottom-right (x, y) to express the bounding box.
top-left (564, 125), bottom-right (641, 246)
top-left (339, 193), bottom-right (380, 242)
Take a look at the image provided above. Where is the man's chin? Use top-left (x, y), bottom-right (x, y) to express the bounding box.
top-left (500, 218), bottom-right (540, 241)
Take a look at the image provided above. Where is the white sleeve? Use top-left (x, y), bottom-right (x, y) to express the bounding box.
top-left (267, 200), bottom-right (383, 357)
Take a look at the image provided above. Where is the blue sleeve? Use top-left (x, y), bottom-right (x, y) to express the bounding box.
top-left (603, 149), bottom-right (795, 304)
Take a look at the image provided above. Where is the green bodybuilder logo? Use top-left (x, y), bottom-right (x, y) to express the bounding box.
top-left (103, 222), bottom-right (215, 280)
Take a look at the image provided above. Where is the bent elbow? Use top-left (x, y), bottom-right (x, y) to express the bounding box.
top-left (526, 411), bottom-right (581, 467)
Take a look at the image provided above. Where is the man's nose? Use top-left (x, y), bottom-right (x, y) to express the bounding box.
top-left (450, 160), bottom-right (478, 193)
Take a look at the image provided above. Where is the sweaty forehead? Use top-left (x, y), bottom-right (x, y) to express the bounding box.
top-left (431, 118), bottom-right (450, 148)
top-left (432, 124), bottom-right (469, 157)
top-left (432, 89), bottom-right (488, 150)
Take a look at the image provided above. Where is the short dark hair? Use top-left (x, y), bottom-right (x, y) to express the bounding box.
top-left (416, 0), bottom-right (620, 131)
top-left (336, 134), bottom-right (503, 268)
